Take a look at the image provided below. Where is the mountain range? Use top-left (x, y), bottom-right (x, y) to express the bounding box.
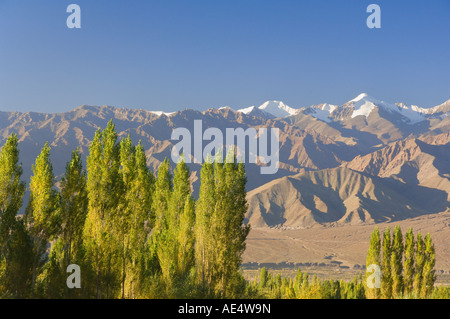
top-left (1, 93), bottom-right (449, 227)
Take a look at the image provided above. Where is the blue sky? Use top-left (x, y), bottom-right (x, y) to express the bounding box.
top-left (0, 0), bottom-right (449, 113)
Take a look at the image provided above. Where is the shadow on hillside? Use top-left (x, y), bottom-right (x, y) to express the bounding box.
top-left (365, 172), bottom-right (449, 220)
top-left (328, 122), bottom-right (383, 153)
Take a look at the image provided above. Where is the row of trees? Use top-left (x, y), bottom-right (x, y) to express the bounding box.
top-left (246, 265), bottom-right (450, 299)
top-left (247, 268), bottom-right (365, 299)
top-left (0, 120), bottom-right (249, 298)
top-left (365, 226), bottom-right (437, 299)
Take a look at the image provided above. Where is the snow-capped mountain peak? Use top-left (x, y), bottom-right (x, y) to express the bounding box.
top-left (238, 105), bottom-right (256, 115)
top-left (231, 94), bottom-right (448, 124)
top-left (302, 93), bottom-right (449, 125)
top-left (150, 110), bottom-right (176, 117)
top-left (345, 93), bottom-right (429, 124)
top-left (259, 100), bottom-right (297, 117)
top-left (237, 100), bottom-right (298, 118)
top-left (349, 92), bottom-right (370, 103)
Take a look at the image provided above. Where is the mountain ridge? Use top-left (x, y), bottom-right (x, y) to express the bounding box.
top-left (0, 95), bottom-right (448, 225)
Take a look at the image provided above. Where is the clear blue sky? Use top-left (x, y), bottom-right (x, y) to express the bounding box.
top-left (0, 0), bottom-right (449, 113)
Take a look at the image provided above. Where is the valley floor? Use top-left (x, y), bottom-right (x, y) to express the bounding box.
top-left (243, 210), bottom-right (450, 284)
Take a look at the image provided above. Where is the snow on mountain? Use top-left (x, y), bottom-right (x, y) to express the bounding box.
top-left (237, 100), bottom-right (298, 118)
top-left (150, 111), bottom-right (176, 117)
top-left (145, 94), bottom-right (448, 125)
top-left (349, 93), bottom-right (378, 119)
top-left (306, 103), bottom-right (338, 123)
top-left (301, 93), bottom-right (449, 125)
top-left (238, 105), bottom-right (257, 114)
top-left (346, 93), bottom-right (430, 124)
top-left (236, 105), bottom-right (275, 119)
top-left (259, 100), bottom-right (298, 117)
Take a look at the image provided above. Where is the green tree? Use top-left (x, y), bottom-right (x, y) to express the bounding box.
top-left (0, 218), bottom-right (33, 298)
top-left (39, 149), bottom-right (88, 298)
top-left (211, 152), bottom-right (250, 297)
top-left (0, 133), bottom-right (26, 257)
top-left (259, 267), bottom-right (268, 289)
top-left (365, 227), bottom-right (381, 299)
top-left (118, 136), bottom-right (136, 298)
top-left (170, 156), bottom-right (193, 282)
top-left (177, 195), bottom-right (195, 283)
top-left (194, 156), bottom-right (215, 296)
top-left (420, 233), bottom-right (436, 298)
top-left (150, 158), bottom-right (174, 294)
top-left (0, 133), bottom-right (28, 297)
top-left (25, 142), bottom-right (60, 296)
top-left (123, 141), bottom-right (154, 298)
top-left (381, 227), bottom-right (392, 299)
top-left (60, 148), bottom-right (88, 266)
top-left (83, 121), bottom-right (122, 298)
top-left (403, 227), bottom-right (415, 296)
top-left (413, 232), bottom-right (425, 296)
top-left (390, 225), bottom-right (404, 298)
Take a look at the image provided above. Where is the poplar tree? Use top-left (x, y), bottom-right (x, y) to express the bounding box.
top-left (403, 227), bottom-right (415, 296)
top-left (194, 156), bottom-right (215, 295)
top-left (125, 141), bottom-right (154, 298)
top-left (365, 227), bottom-right (381, 299)
top-left (25, 142), bottom-right (60, 296)
top-left (83, 121), bottom-right (122, 298)
top-left (177, 195), bottom-right (195, 281)
top-left (420, 233), bottom-right (436, 298)
top-left (0, 133), bottom-right (26, 256)
top-left (150, 158), bottom-right (174, 292)
top-left (170, 156), bottom-right (193, 283)
top-left (212, 151), bottom-right (250, 297)
top-left (413, 232), bottom-right (425, 296)
top-left (0, 134), bottom-right (29, 298)
top-left (259, 267), bottom-right (268, 289)
top-left (60, 148), bottom-right (88, 266)
top-left (390, 225), bottom-right (404, 298)
top-left (40, 148), bottom-right (88, 298)
top-left (152, 156), bottom-right (194, 296)
top-left (381, 227), bottom-right (392, 299)
top-left (118, 136), bottom-right (136, 298)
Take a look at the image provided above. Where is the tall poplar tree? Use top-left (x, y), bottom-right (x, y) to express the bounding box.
top-left (390, 225), bottom-right (404, 298)
top-left (0, 133), bottom-right (26, 254)
top-left (381, 227), bottom-right (392, 299)
top-left (25, 142), bottom-right (60, 296)
top-left (150, 158), bottom-right (174, 293)
top-left (420, 233), bottom-right (436, 298)
top-left (39, 148), bottom-right (88, 298)
top-left (123, 141), bottom-right (154, 298)
top-left (60, 148), bottom-right (88, 266)
top-left (83, 121), bottom-right (122, 298)
top-left (211, 151), bottom-right (250, 297)
top-left (365, 227), bottom-right (381, 299)
top-left (403, 227), bottom-right (415, 296)
top-left (194, 156), bottom-right (215, 296)
top-left (413, 232), bottom-right (425, 296)
top-left (170, 156), bottom-right (194, 284)
top-left (177, 195), bottom-right (195, 282)
top-left (0, 133), bottom-right (29, 297)
top-left (118, 136), bottom-right (136, 298)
